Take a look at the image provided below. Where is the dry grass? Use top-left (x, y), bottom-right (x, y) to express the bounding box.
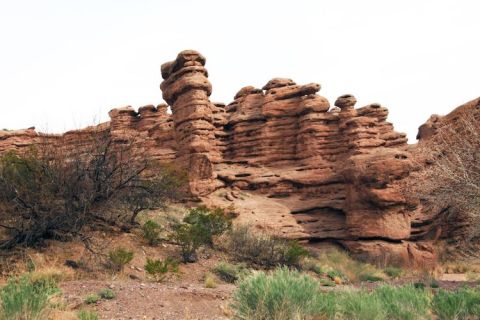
top-left (204, 273), bottom-right (217, 288)
top-left (307, 248), bottom-right (387, 283)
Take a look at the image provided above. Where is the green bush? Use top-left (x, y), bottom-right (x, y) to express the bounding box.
top-left (183, 207), bottom-right (233, 246)
top-left (108, 248), bottom-right (134, 271)
top-left (171, 223), bottom-right (205, 263)
top-left (84, 294), bottom-right (100, 305)
top-left (0, 276), bottom-right (58, 320)
top-left (142, 220), bottom-right (163, 245)
top-left (432, 287), bottom-right (480, 319)
top-left (212, 262), bottom-right (249, 283)
top-left (144, 257), bottom-right (179, 282)
top-left (98, 288), bottom-right (115, 300)
top-left (77, 309), bottom-right (99, 320)
top-left (284, 241), bottom-right (310, 266)
top-left (171, 207), bottom-right (232, 262)
top-left (224, 225), bottom-right (309, 268)
top-left (232, 267), bottom-right (334, 320)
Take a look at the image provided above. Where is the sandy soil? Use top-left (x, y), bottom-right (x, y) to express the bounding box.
top-left (61, 280), bottom-right (235, 320)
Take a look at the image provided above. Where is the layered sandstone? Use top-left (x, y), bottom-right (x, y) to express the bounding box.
top-left (1, 50), bottom-right (476, 266)
top-left (160, 50), bottom-right (222, 196)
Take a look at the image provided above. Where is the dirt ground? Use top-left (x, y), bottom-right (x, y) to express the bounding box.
top-left (2, 208), bottom-right (480, 320)
top-left (61, 280), bottom-right (235, 320)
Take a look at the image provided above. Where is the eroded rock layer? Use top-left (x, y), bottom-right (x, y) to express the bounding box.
top-left (1, 50), bottom-right (477, 266)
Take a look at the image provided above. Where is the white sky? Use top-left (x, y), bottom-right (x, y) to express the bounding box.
top-left (0, 0), bottom-right (478, 141)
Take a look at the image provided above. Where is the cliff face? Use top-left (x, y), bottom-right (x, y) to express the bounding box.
top-left (1, 50), bottom-right (477, 266)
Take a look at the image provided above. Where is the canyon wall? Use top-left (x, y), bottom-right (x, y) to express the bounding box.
top-left (1, 50), bottom-right (478, 266)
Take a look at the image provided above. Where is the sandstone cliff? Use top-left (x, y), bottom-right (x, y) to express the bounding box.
top-left (1, 50), bottom-right (478, 266)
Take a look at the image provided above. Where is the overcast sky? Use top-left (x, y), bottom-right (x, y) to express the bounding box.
top-left (0, 0), bottom-right (478, 141)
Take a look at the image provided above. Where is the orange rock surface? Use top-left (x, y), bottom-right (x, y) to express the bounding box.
top-left (1, 50), bottom-right (478, 266)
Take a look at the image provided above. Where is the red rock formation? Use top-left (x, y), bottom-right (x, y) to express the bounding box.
top-left (1, 50), bottom-right (476, 267)
top-left (160, 50), bottom-right (222, 196)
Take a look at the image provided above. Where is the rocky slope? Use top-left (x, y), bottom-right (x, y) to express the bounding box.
top-left (1, 50), bottom-right (478, 266)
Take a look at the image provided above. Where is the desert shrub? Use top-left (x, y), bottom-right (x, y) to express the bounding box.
top-left (144, 257), bottom-right (179, 282)
top-left (77, 309), bottom-right (99, 320)
top-left (212, 262), bottom-right (249, 283)
top-left (25, 266), bottom-right (74, 293)
top-left (232, 267), bottom-right (335, 320)
top-left (284, 241), bottom-right (310, 266)
top-left (384, 266), bottom-right (403, 279)
top-left (84, 294), bottom-right (100, 305)
top-left (373, 284), bottom-right (431, 320)
top-left (0, 133), bottom-right (186, 249)
top-left (108, 248), bottom-right (134, 271)
top-left (432, 287), bottom-right (480, 319)
top-left (204, 273), bottom-right (217, 288)
top-left (0, 276), bottom-right (58, 320)
top-left (224, 225), bottom-right (309, 268)
top-left (170, 223), bottom-right (205, 263)
top-left (142, 220), bottom-right (163, 245)
top-left (171, 207), bottom-right (232, 262)
top-left (98, 288), bottom-right (115, 300)
top-left (182, 207), bottom-right (233, 246)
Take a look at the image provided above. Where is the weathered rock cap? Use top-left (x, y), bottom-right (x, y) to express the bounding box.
top-left (138, 104), bottom-right (157, 114)
top-left (262, 78), bottom-right (296, 90)
top-left (335, 94), bottom-right (357, 110)
top-left (234, 86), bottom-right (263, 99)
top-left (161, 50), bottom-right (206, 79)
top-left (108, 106), bottom-right (137, 118)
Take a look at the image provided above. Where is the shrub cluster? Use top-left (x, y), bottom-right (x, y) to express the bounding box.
top-left (144, 257), bottom-right (179, 282)
top-left (171, 207), bottom-right (232, 262)
top-left (84, 288), bottom-right (116, 305)
top-left (0, 275), bottom-right (60, 320)
top-left (142, 220), bottom-right (163, 245)
top-left (0, 135), bottom-right (186, 249)
top-left (223, 225), bottom-right (309, 268)
top-left (77, 309), bottom-right (99, 320)
top-left (212, 262), bottom-right (250, 283)
top-left (108, 247), bottom-right (134, 272)
top-left (233, 268), bottom-right (480, 320)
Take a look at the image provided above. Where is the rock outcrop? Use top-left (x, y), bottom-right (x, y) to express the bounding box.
top-left (160, 50), bottom-right (222, 196)
top-left (1, 50), bottom-right (477, 267)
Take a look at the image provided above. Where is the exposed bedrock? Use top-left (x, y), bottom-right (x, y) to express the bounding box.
top-left (1, 50), bottom-right (477, 266)
top-left (160, 50), bottom-right (222, 196)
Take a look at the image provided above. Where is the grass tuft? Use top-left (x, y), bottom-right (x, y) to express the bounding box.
top-left (77, 309), bottom-right (99, 320)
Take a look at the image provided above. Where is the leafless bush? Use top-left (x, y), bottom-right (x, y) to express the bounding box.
top-left (0, 130), bottom-right (186, 249)
top-left (410, 111), bottom-right (480, 245)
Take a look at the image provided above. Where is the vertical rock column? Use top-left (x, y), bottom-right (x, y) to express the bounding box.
top-left (160, 50), bottom-right (220, 196)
